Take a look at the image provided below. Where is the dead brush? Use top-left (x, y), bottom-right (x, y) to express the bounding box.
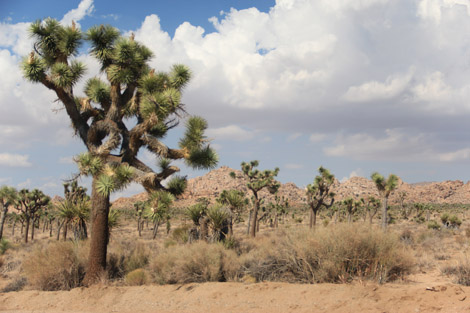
top-left (22, 241), bottom-right (87, 291)
top-left (149, 241), bottom-right (240, 284)
top-left (241, 224), bottom-right (414, 284)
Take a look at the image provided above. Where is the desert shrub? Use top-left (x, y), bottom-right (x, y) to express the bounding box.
top-left (150, 241), bottom-right (240, 284)
top-left (171, 224), bottom-right (191, 244)
top-left (2, 276), bottom-right (27, 292)
top-left (22, 241), bottom-right (86, 291)
top-left (125, 243), bottom-right (150, 272)
top-left (428, 220), bottom-right (441, 230)
top-left (442, 259), bottom-right (470, 286)
top-left (125, 268), bottom-right (148, 286)
top-left (241, 224), bottom-right (413, 284)
top-left (441, 213), bottom-right (462, 229)
top-left (107, 252), bottom-right (126, 280)
top-left (400, 229), bottom-right (414, 244)
top-left (0, 238), bottom-right (9, 255)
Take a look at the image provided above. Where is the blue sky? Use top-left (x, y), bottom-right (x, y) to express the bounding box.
top-left (1, 0), bottom-right (470, 199)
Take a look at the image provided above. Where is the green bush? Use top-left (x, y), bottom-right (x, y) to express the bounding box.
top-left (125, 268), bottom-right (148, 286)
top-left (0, 238), bottom-right (9, 255)
top-left (428, 220), bottom-right (441, 230)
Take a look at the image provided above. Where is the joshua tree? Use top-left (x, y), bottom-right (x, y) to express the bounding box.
top-left (134, 201), bottom-right (146, 237)
top-left (306, 167), bottom-right (335, 228)
top-left (371, 172), bottom-right (398, 229)
top-left (22, 19), bottom-right (217, 284)
top-left (231, 161), bottom-right (280, 237)
top-left (266, 194), bottom-right (289, 228)
top-left (363, 196), bottom-right (381, 224)
top-left (64, 181), bottom-right (90, 240)
top-left (217, 189), bottom-right (248, 236)
top-left (16, 189), bottom-right (50, 243)
top-left (343, 197), bottom-right (362, 224)
top-left (145, 191), bottom-right (174, 239)
top-left (206, 204), bottom-right (230, 241)
top-left (0, 186), bottom-right (17, 240)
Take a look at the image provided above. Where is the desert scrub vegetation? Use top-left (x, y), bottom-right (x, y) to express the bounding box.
top-left (22, 241), bottom-right (87, 291)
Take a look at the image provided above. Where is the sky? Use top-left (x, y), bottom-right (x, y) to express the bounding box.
top-left (1, 0), bottom-right (470, 199)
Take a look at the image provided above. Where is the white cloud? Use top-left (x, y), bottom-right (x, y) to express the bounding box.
top-left (0, 153), bottom-right (32, 167)
top-left (206, 125), bottom-right (255, 141)
top-left (287, 132), bottom-right (302, 142)
top-left (285, 163), bottom-right (303, 169)
top-left (309, 133), bottom-right (327, 143)
top-left (343, 70), bottom-right (413, 102)
top-left (418, 0), bottom-right (470, 23)
top-left (60, 0), bottom-right (95, 26)
top-left (324, 129), bottom-right (432, 161)
top-left (438, 148), bottom-right (470, 162)
top-left (17, 178), bottom-right (32, 189)
top-left (340, 168), bottom-right (365, 182)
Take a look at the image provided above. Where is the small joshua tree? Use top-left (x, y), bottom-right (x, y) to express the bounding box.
top-left (145, 191), bottom-right (174, 239)
top-left (343, 197), bottom-right (362, 224)
top-left (371, 172), bottom-right (398, 229)
top-left (364, 196), bottom-right (381, 224)
top-left (16, 189), bottom-right (51, 243)
top-left (231, 160), bottom-right (280, 237)
top-left (217, 189), bottom-right (248, 236)
top-left (306, 166), bottom-right (335, 228)
top-left (0, 186), bottom-right (17, 240)
top-left (22, 19), bottom-right (217, 284)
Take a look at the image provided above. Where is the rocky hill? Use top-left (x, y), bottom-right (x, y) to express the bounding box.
top-left (111, 166), bottom-right (470, 210)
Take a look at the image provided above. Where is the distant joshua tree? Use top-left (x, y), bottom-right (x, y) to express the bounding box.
top-left (231, 161), bottom-right (280, 237)
top-left (217, 189), bottom-right (248, 236)
top-left (0, 186), bottom-right (17, 240)
top-left (22, 19), bottom-right (217, 284)
top-left (16, 189), bottom-right (50, 243)
top-left (306, 167), bottom-right (335, 228)
top-left (371, 172), bottom-right (398, 229)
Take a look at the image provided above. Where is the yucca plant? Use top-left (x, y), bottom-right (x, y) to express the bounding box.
top-left (206, 204), bottom-right (230, 241)
top-left (217, 189), bottom-right (248, 236)
top-left (22, 19), bottom-right (218, 284)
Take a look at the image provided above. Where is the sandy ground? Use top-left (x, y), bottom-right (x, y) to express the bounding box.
top-left (1, 270), bottom-right (470, 313)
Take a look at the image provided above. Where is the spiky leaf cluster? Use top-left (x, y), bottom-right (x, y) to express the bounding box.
top-left (236, 160), bottom-right (280, 194)
top-left (371, 172), bottom-right (398, 197)
top-left (144, 190), bottom-right (174, 223)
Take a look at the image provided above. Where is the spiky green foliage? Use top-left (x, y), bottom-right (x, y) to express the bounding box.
top-left (169, 64), bottom-right (192, 90)
top-left (23, 18), bottom-right (218, 284)
top-left (186, 145), bottom-right (219, 170)
top-left (186, 203), bottom-right (207, 226)
top-left (232, 160), bottom-right (280, 237)
top-left (206, 204), bottom-right (230, 233)
top-left (0, 185), bottom-right (18, 240)
top-left (166, 175), bottom-right (187, 196)
top-left (306, 166), bottom-right (335, 228)
top-left (371, 171), bottom-right (399, 229)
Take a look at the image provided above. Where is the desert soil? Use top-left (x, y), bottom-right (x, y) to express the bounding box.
top-left (1, 270), bottom-right (469, 313)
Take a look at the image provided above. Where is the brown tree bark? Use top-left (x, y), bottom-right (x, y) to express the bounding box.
top-left (249, 195), bottom-right (259, 238)
top-left (24, 216), bottom-right (30, 243)
top-left (0, 206), bottom-right (7, 240)
top-left (83, 178), bottom-right (110, 286)
top-left (382, 197), bottom-right (388, 230)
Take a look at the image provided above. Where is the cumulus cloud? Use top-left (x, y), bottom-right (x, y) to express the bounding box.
top-left (438, 148), bottom-right (470, 162)
top-left (309, 133), bottom-right (327, 143)
top-left (206, 125), bottom-right (255, 141)
top-left (0, 153), bottom-right (32, 167)
top-left (324, 129), bottom-right (432, 161)
top-left (60, 0), bottom-right (94, 26)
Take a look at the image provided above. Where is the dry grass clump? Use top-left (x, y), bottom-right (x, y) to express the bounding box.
top-left (125, 268), bottom-right (149, 286)
top-left (442, 256), bottom-right (470, 286)
top-left (22, 241), bottom-right (87, 291)
top-left (149, 241), bottom-right (240, 284)
top-left (241, 224), bottom-right (414, 284)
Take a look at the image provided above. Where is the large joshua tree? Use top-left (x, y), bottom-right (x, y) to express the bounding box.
top-left (22, 19), bottom-right (217, 284)
top-left (371, 172), bottom-right (398, 229)
top-left (306, 166), bottom-right (335, 228)
top-left (231, 161), bottom-right (280, 237)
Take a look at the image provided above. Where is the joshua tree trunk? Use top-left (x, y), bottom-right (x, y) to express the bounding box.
top-left (63, 221), bottom-right (68, 241)
top-left (0, 206), bottom-right (8, 240)
top-left (228, 215), bottom-right (233, 237)
top-left (249, 195), bottom-right (259, 238)
top-left (309, 208), bottom-right (318, 229)
top-left (24, 216), bottom-right (30, 243)
top-left (83, 179), bottom-right (110, 286)
top-left (49, 222), bottom-right (53, 237)
top-left (382, 197), bottom-right (388, 230)
top-left (12, 219), bottom-right (16, 237)
top-left (246, 209), bottom-right (252, 235)
top-left (152, 222), bottom-right (159, 240)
